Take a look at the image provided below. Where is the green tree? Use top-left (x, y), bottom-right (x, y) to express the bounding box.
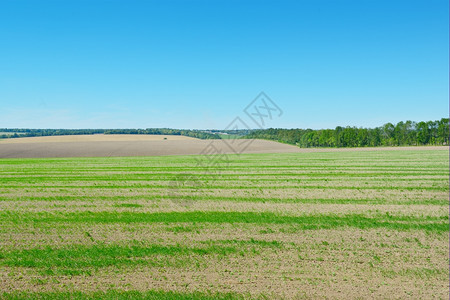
top-left (416, 122), bottom-right (430, 145)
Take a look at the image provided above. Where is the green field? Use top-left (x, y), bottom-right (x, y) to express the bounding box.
top-left (0, 149), bottom-right (448, 299)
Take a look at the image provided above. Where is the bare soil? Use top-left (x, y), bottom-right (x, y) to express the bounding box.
top-left (0, 134), bottom-right (447, 158)
top-left (0, 135), bottom-right (303, 158)
top-left (0, 134), bottom-right (196, 143)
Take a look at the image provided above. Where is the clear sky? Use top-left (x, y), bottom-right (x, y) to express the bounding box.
top-left (0, 0), bottom-right (448, 129)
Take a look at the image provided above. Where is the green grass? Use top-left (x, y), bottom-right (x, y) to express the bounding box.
top-left (0, 239), bottom-right (283, 275)
top-left (1, 195), bottom-right (446, 205)
top-left (2, 211), bottom-right (447, 231)
top-left (1, 290), bottom-right (250, 300)
top-left (0, 243), bottom-right (241, 275)
top-left (0, 149), bottom-right (448, 297)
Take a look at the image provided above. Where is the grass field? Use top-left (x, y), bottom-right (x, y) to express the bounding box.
top-left (0, 148), bottom-right (448, 299)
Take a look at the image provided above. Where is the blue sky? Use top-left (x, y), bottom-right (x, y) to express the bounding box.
top-left (0, 0), bottom-right (448, 129)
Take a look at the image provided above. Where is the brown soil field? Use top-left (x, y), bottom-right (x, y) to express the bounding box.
top-left (0, 134), bottom-right (447, 158)
top-left (0, 135), bottom-right (300, 158)
top-left (0, 134), bottom-right (195, 143)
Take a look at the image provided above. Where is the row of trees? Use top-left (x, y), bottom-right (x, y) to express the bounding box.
top-left (1, 118), bottom-right (448, 147)
top-left (0, 128), bottom-right (220, 140)
top-left (104, 128), bottom-right (219, 139)
top-left (0, 129), bottom-right (105, 139)
top-left (246, 118), bottom-right (449, 147)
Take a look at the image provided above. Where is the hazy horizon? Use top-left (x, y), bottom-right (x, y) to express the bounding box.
top-left (1, 115), bottom-right (448, 132)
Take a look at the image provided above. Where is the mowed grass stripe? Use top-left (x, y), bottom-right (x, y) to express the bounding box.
top-left (0, 290), bottom-right (248, 300)
top-left (0, 240), bottom-right (283, 276)
top-left (1, 175), bottom-right (448, 182)
top-left (2, 211), bottom-right (447, 231)
top-left (0, 244), bottom-right (239, 275)
top-left (1, 165), bottom-right (448, 173)
top-left (1, 182), bottom-right (448, 191)
top-left (2, 195), bottom-right (446, 205)
top-left (1, 170), bottom-right (448, 179)
top-left (0, 239), bottom-right (282, 264)
top-left (0, 152), bottom-right (447, 169)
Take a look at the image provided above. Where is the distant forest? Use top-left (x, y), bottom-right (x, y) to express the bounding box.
top-left (1, 118), bottom-right (448, 147)
top-left (0, 128), bottom-right (219, 140)
top-left (247, 118), bottom-right (449, 147)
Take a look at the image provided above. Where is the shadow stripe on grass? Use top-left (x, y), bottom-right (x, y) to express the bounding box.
top-left (1, 211), bottom-right (447, 231)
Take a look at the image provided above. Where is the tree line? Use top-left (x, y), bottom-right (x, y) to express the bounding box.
top-left (0, 128), bottom-right (220, 140)
top-left (246, 118), bottom-right (449, 147)
top-left (1, 118), bottom-right (448, 147)
top-left (104, 128), bottom-right (219, 139)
